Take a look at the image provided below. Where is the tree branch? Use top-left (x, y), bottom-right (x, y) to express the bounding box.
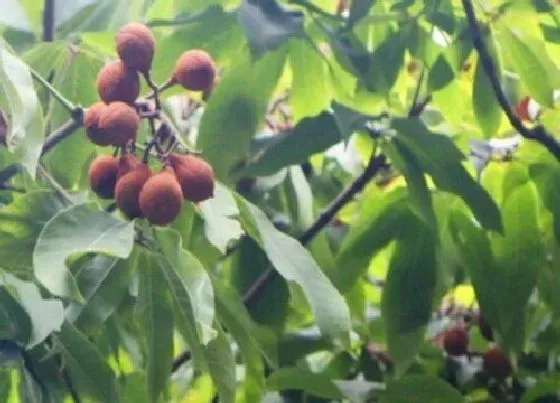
top-left (41, 114), bottom-right (84, 156)
top-left (30, 68), bottom-right (77, 116)
top-left (42, 0), bottom-right (55, 42)
top-left (462, 0), bottom-right (560, 161)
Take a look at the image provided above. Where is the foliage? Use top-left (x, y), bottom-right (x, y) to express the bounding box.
top-left (0, 0), bottom-right (560, 402)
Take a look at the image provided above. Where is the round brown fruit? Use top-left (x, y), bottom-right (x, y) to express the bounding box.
top-left (96, 60), bottom-right (139, 104)
top-left (116, 22), bottom-right (155, 73)
top-left (442, 326), bottom-right (469, 356)
top-left (172, 50), bottom-right (216, 91)
top-left (115, 163), bottom-right (152, 219)
top-left (88, 155), bottom-right (119, 199)
top-left (84, 103), bottom-right (111, 146)
top-left (168, 154), bottom-right (215, 203)
top-left (139, 167), bottom-right (183, 226)
top-left (117, 154), bottom-right (141, 179)
top-left (482, 347), bottom-right (513, 380)
top-left (98, 102), bottom-right (139, 147)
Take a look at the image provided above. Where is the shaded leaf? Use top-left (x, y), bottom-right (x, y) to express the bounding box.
top-left (205, 326), bottom-right (236, 403)
top-left (473, 54), bottom-right (502, 138)
top-left (0, 287), bottom-right (31, 343)
top-left (381, 375), bottom-right (464, 403)
top-left (33, 203), bottom-right (135, 300)
top-left (348, 0), bottom-right (376, 27)
top-left (267, 368), bottom-right (345, 400)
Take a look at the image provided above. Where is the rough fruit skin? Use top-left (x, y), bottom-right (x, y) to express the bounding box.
top-left (172, 50), bottom-right (216, 91)
top-left (117, 154), bottom-right (141, 179)
top-left (98, 102), bottom-right (139, 146)
top-left (169, 154), bottom-right (215, 203)
top-left (96, 60), bottom-right (139, 104)
top-left (84, 103), bottom-right (111, 146)
top-left (443, 327), bottom-right (469, 356)
top-left (116, 22), bottom-right (155, 73)
top-left (115, 163), bottom-right (152, 219)
top-left (139, 167), bottom-right (183, 226)
top-left (483, 347), bottom-right (513, 380)
top-left (88, 155), bottom-right (119, 199)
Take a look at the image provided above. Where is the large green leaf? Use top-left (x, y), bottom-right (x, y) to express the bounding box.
top-left (137, 250), bottom-right (174, 403)
top-left (0, 42), bottom-right (45, 179)
top-left (381, 375), bottom-right (464, 403)
top-left (0, 0), bottom-right (31, 31)
top-left (33, 203), bottom-right (135, 300)
top-left (473, 53), bottom-right (502, 138)
top-left (154, 228), bottom-right (215, 344)
top-left (0, 287), bottom-right (31, 343)
top-left (392, 118), bottom-right (502, 232)
top-left (0, 272), bottom-right (63, 348)
top-left (55, 321), bottom-right (119, 403)
top-left (236, 198), bottom-right (351, 343)
top-left (0, 190), bottom-right (65, 270)
top-left (241, 112), bottom-right (342, 177)
top-left (66, 251), bottom-right (139, 331)
top-left (196, 47), bottom-right (287, 182)
top-left (204, 326), bottom-right (236, 403)
top-left (267, 368), bottom-right (345, 400)
top-left (382, 218), bottom-right (437, 374)
top-left (237, 0), bottom-right (304, 57)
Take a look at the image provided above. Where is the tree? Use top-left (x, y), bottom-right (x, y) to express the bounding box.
top-left (0, 0), bottom-right (559, 401)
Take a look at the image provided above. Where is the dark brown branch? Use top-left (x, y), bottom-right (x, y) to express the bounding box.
top-left (462, 0), bottom-right (560, 161)
top-left (41, 112), bottom-right (84, 156)
top-left (42, 0), bottom-right (55, 42)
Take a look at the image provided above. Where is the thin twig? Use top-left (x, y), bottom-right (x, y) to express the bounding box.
top-left (462, 0), bottom-right (560, 161)
top-left (30, 68), bottom-right (77, 115)
top-left (41, 115), bottom-right (84, 156)
top-left (42, 0), bottom-right (55, 42)
top-left (408, 67), bottom-right (426, 118)
top-left (142, 72), bottom-right (161, 111)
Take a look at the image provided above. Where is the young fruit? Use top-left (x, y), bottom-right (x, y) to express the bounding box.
top-left (139, 167), bottom-right (183, 226)
top-left (442, 327), bottom-right (469, 356)
top-left (478, 315), bottom-right (494, 342)
top-left (96, 60), bottom-right (139, 104)
top-left (88, 155), bottom-right (119, 199)
top-left (84, 102), bottom-right (111, 146)
top-left (115, 163), bottom-right (152, 219)
top-left (98, 102), bottom-right (140, 146)
top-left (116, 22), bottom-right (155, 73)
top-left (483, 347), bottom-right (513, 380)
top-left (172, 50), bottom-right (216, 91)
top-left (168, 154), bottom-right (215, 203)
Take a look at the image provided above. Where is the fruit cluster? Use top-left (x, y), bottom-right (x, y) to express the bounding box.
top-left (85, 22), bottom-right (217, 226)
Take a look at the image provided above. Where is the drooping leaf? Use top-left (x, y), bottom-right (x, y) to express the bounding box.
top-left (240, 112), bottom-right (342, 177)
top-left (236, 198), bottom-right (351, 343)
top-left (0, 43), bottom-right (45, 179)
top-left (0, 272), bottom-right (63, 348)
top-left (381, 375), bottom-right (464, 403)
top-left (33, 203), bottom-right (135, 300)
top-left (392, 118), bottom-right (502, 232)
top-left (137, 250), bottom-right (174, 403)
top-left (55, 321), bottom-right (119, 403)
top-left (382, 218), bottom-right (437, 374)
top-left (0, 190), bottom-right (66, 270)
top-left (196, 47), bottom-right (287, 182)
top-left (237, 0), bottom-right (304, 57)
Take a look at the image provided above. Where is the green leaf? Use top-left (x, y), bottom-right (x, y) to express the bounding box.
top-left (0, 272), bottom-right (63, 348)
top-left (55, 321), bottom-right (119, 403)
top-left (285, 165), bottom-right (314, 231)
top-left (137, 250), bottom-right (175, 403)
top-left (382, 141), bottom-right (436, 228)
top-left (498, 26), bottom-right (560, 106)
top-left (381, 375), bottom-right (464, 403)
top-left (196, 48), bottom-right (287, 182)
top-left (237, 0), bottom-right (304, 57)
top-left (392, 118), bottom-right (502, 232)
top-left (237, 198), bottom-right (351, 343)
top-left (331, 102), bottom-right (370, 141)
top-left (240, 112), bottom-right (342, 177)
top-left (382, 219), bottom-right (437, 374)
top-left (0, 43), bottom-right (45, 179)
top-left (66, 251), bottom-right (139, 331)
top-left (33, 203), bottom-right (135, 300)
top-left (336, 189), bottom-right (412, 292)
top-left (367, 29), bottom-right (407, 94)
top-left (267, 368), bottom-right (345, 400)
top-left (0, 190), bottom-right (66, 270)
top-left (0, 287), bottom-right (31, 343)
top-left (153, 228), bottom-right (215, 344)
top-left (348, 0), bottom-right (376, 27)
top-left (199, 183), bottom-right (243, 254)
top-left (289, 40), bottom-right (332, 122)
top-left (213, 279), bottom-right (266, 390)
top-left (0, 0), bottom-right (31, 31)
top-left (472, 55), bottom-right (502, 138)
top-left (204, 326), bottom-right (236, 403)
